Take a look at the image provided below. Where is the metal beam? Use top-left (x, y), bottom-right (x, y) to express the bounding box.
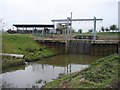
top-left (52, 17), bottom-right (103, 41)
top-left (51, 18), bottom-right (103, 22)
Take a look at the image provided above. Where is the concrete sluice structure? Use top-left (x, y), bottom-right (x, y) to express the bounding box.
top-left (68, 40), bottom-right (91, 54)
top-left (36, 38), bottom-right (119, 56)
top-left (68, 40), bottom-right (118, 55)
top-left (90, 41), bottom-right (118, 55)
top-left (37, 40), bottom-right (66, 54)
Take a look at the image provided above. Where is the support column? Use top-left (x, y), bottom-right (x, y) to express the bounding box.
top-left (67, 17), bottom-right (69, 35)
top-left (70, 12), bottom-right (72, 37)
top-left (23, 26), bottom-right (24, 34)
top-left (32, 27), bottom-right (34, 35)
top-left (53, 22), bottom-right (55, 38)
top-left (35, 27), bottom-right (36, 35)
top-left (42, 29), bottom-right (44, 37)
top-left (67, 17), bottom-right (70, 38)
top-left (93, 16), bottom-right (96, 41)
top-left (65, 18), bottom-right (70, 53)
top-left (26, 27), bottom-right (27, 34)
top-left (17, 27), bottom-right (19, 33)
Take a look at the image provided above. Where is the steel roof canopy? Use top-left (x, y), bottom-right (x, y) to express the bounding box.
top-left (13, 24), bottom-right (54, 28)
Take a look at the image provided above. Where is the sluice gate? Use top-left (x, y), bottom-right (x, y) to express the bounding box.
top-left (36, 39), bottom-right (119, 56)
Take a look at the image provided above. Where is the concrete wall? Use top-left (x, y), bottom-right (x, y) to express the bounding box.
top-left (68, 40), bottom-right (118, 55)
top-left (37, 40), bottom-right (119, 55)
top-left (91, 43), bottom-right (118, 56)
top-left (38, 41), bottom-right (66, 54)
top-left (68, 40), bottom-right (91, 54)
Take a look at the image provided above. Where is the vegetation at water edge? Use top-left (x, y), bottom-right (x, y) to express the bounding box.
top-left (44, 53), bottom-right (120, 88)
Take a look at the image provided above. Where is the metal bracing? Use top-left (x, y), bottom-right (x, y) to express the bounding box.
top-left (51, 18), bottom-right (103, 22)
top-left (51, 17), bottom-right (103, 41)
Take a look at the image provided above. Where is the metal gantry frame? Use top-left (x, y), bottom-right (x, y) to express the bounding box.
top-left (52, 16), bottom-right (103, 41)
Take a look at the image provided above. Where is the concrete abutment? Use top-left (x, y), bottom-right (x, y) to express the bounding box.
top-left (36, 39), bottom-right (119, 56)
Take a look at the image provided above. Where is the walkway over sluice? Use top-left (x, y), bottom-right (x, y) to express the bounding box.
top-left (34, 36), bottom-right (119, 43)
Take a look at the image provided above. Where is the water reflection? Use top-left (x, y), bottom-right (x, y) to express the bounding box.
top-left (35, 54), bottom-right (100, 66)
top-left (1, 54), bottom-right (101, 88)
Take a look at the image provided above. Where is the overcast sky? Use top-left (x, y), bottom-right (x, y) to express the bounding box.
top-left (0, 0), bottom-right (119, 32)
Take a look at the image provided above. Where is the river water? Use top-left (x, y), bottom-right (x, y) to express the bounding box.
top-left (1, 54), bottom-right (101, 88)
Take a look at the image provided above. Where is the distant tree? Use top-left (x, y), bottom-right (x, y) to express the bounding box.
top-left (78, 29), bottom-right (82, 33)
top-left (88, 29), bottom-right (93, 33)
top-left (101, 26), bottom-right (105, 32)
top-left (110, 25), bottom-right (117, 32)
top-left (7, 29), bottom-right (16, 34)
top-left (105, 28), bottom-right (109, 32)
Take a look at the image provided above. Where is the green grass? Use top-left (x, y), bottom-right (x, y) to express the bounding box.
top-left (2, 34), bottom-right (58, 68)
top-left (2, 34), bottom-right (42, 54)
top-left (96, 32), bottom-right (120, 36)
top-left (44, 53), bottom-right (120, 88)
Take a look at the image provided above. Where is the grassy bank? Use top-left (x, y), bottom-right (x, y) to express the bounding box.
top-left (44, 53), bottom-right (120, 88)
top-left (2, 34), bottom-right (58, 68)
top-left (2, 56), bottom-right (25, 69)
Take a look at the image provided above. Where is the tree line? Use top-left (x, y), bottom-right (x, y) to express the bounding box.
top-left (101, 24), bottom-right (119, 32)
top-left (78, 24), bottom-right (119, 33)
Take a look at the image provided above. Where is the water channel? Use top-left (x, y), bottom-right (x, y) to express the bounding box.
top-left (1, 54), bottom-right (102, 88)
